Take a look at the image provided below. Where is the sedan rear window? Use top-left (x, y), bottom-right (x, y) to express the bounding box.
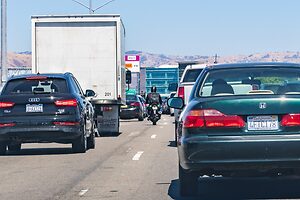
top-left (199, 67), bottom-right (300, 97)
top-left (182, 69), bottom-right (203, 82)
top-left (2, 78), bottom-right (68, 95)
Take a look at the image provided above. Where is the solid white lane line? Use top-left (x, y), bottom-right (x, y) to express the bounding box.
top-left (132, 151), bottom-right (144, 161)
top-left (79, 189), bottom-right (89, 196)
top-left (151, 134), bottom-right (157, 139)
top-left (129, 131), bottom-right (140, 137)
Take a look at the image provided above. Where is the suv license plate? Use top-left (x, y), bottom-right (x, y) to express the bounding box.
top-left (26, 104), bottom-right (43, 113)
top-left (247, 115), bottom-right (278, 131)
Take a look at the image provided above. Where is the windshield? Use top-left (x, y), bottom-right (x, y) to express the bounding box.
top-left (126, 95), bottom-right (137, 102)
top-left (199, 67), bottom-right (300, 97)
top-left (182, 69), bottom-right (203, 83)
top-left (2, 78), bottom-right (68, 95)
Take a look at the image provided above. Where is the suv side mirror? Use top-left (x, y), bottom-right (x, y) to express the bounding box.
top-left (85, 89), bottom-right (96, 97)
top-left (126, 70), bottom-right (132, 84)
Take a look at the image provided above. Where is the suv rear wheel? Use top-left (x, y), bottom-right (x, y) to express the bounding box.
top-left (8, 143), bottom-right (21, 152)
top-left (0, 143), bottom-right (7, 155)
top-left (87, 123), bottom-right (96, 149)
top-left (179, 164), bottom-right (198, 197)
top-left (72, 124), bottom-right (87, 153)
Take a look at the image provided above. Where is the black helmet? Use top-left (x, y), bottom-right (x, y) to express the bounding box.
top-left (151, 86), bottom-right (157, 93)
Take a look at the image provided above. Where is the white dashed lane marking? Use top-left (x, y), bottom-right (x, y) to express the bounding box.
top-left (78, 189), bottom-right (89, 196)
top-left (151, 134), bottom-right (157, 139)
top-left (132, 151), bottom-right (144, 161)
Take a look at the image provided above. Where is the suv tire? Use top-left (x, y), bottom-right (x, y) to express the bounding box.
top-left (8, 143), bottom-right (21, 152)
top-left (87, 123), bottom-right (96, 149)
top-left (72, 124), bottom-right (87, 153)
top-left (0, 143), bottom-right (7, 155)
top-left (179, 164), bottom-right (198, 197)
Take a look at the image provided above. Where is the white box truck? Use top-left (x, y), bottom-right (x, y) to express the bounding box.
top-left (31, 14), bottom-right (126, 135)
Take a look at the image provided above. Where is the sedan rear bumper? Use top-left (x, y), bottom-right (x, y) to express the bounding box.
top-left (120, 107), bottom-right (140, 119)
top-left (179, 134), bottom-right (300, 173)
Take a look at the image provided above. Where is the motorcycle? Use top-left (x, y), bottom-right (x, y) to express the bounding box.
top-left (147, 103), bottom-right (162, 125)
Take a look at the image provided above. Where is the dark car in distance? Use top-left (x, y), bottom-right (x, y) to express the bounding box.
top-left (0, 73), bottom-right (95, 154)
top-left (120, 94), bottom-right (146, 121)
top-left (168, 62), bottom-right (300, 196)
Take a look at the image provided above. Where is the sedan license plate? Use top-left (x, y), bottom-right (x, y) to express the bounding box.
top-left (247, 115), bottom-right (278, 131)
top-left (26, 104), bottom-right (43, 113)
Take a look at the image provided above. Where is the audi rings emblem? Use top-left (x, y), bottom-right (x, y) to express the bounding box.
top-left (28, 98), bottom-right (41, 103)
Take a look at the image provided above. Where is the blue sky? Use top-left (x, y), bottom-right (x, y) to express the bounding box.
top-left (7, 0), bottom-right (300, 56)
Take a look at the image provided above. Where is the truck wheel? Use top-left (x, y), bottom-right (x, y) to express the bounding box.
top-left (0, 143), bottom-right (7, 155)
top-left (72, 124), bottom-right (87, 153)
top-left (8, 143), bottom-right (21, 152)
top-left (179, 164), bottom-right (198, 197)
top-left (87, 125), bottom-right (95, 149)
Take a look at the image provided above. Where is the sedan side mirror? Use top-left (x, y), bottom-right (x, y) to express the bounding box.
top-left (85, 89), bottom-right (96, 97)
top-left (167, 97), bottom-right (184, 109)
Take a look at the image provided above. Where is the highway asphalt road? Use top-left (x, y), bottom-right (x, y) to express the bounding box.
top-left (1, 115), bottom-right (300, 200)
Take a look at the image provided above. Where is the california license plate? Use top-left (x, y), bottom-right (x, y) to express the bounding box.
top-left (26, 104), bottom-right (43, 113)
top-left (247, 115), bottom-right (278, 131)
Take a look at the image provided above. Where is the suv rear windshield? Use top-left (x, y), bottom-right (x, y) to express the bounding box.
top-left (182, 69), bottom-right (203, 82)
top-left (2, 78), bottom-right (68, 95)
top-left (199, 67), bottom-right (300, 97)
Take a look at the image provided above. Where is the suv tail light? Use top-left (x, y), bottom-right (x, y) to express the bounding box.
top-left (54, 99), bottom-right (77, 107)
top-left (130, 102), bottom-right (141, 107)
top-left (0, 102), bottom-right (15, 108)
top-left (183, 109), bottom-right (245, 128)
top-left (53, 122), bottom-right (80, 126)
top-left (0, 123), bottom-right (15, 127)
top-left (26, 76), bottom-right (48, 80)
top-left (281, 114), bottom-right (300, 126)
top-left (178, 86), bottom-right (185, 100)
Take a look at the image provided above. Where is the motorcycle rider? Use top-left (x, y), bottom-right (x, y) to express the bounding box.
top-left (146, 86), bottom-right (162, 116)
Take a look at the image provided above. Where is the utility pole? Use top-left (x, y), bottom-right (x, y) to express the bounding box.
top-left (89, 0), bottom-right (93, 14)
top-left (1, 0), bottom-right (7, 85)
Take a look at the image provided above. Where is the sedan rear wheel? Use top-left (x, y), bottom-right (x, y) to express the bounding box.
top-left (72, 124), bottom-right (87, 153)
top-left (0, 143), bottom-right (7, 155)
top-left (179, 164), bottom-right (198, 197)
top-left (8, 143), bottom-right (21, 152)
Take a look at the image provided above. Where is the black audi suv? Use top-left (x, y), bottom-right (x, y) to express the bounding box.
top-left (0, 73), bottom-right (95, 154)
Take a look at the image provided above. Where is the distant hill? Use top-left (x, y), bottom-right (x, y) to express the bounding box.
top-left (132, 51), bottom-right (300, 67)
top-left (7, 52), bottom-right (31, 68)
top-left (7, 51), bottom-right (300, 68)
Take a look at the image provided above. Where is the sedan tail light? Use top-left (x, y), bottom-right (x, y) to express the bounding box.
top-left (183, 109), bottom-right (245, 128)
top-left (54, 99), bottom-right (77, 107)
top-left (281, 114), bottom-right (300, 126)
top-left (0, 102), bottom-right (15, 108)
top-left (130, 102), bottom-right (141, 107)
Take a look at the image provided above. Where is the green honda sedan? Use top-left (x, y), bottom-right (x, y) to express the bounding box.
top-left (168, 62), bottom-right (300, 196)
